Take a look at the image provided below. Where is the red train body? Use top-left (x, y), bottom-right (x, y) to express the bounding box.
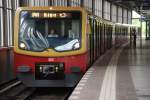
top-left (14, 7), bottom-right (138, 87)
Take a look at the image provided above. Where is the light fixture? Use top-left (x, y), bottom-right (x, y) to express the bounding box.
top-left (20, 42), bottom-right (26, 49)
top-left (73, 42), bottom-right (80, 49)
top-left (49, 7), bottom-right (53, 10)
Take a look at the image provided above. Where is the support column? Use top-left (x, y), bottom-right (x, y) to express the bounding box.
top-left (80, 0), bottom-right (84, 7)
top-left (148, 21), bottom-right (150, 38)
top-left (92, 0), bottom-right (95, 14)
top-left (131, 10), bottom-right (132, 24)
top-left (102, 0), bottom-right (104, 18)
top-left (146, 21), bottom-right (148, 39)
top-left (140, 10), bottom-right (142, 47)
top-left (110, 2), bottom-right (112, 21)
top-left (67, 0), bottom-right (70, 6)
top-left (3, 0), bottom-right (7, 46)
top-left (116, 6), bottom-right (118, 23)
top-left (127, 9), bottom-right (128, 24)
top-left (122, 8), bottom-right (124, 23)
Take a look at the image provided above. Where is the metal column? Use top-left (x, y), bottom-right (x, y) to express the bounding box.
top-left (80, 0), bottom-right (84, 7)
top-left (146, 21), bottom-right (148, 39)
top-left (92, 0), bottom-right (95, 14)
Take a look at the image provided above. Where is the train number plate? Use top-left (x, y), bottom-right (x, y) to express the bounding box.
top-left (35, 62), bottom-right (64, 80)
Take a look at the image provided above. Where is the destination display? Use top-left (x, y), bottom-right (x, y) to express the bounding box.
top-left (31, 12), bottom-right (72, 18)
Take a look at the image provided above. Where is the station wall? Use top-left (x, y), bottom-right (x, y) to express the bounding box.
top-left (118, 7), bottom-right (123, 23)
top-left (111, 4), bottom-right (117, 23)
top-left (0, 0), bottom-right (19, 47)
top-left (95, 0), bottom-right (102, 17)
top-left (0, 0), bottom-right (19, 84)
top-left (103, 1), bottom-right (110, 20)
top-left (123, 9), bottom-right (128, 24)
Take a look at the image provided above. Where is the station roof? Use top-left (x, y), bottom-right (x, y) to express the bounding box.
top-left (109, 0), bottom-right (150, 18)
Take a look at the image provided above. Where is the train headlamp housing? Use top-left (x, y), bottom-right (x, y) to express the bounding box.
top-left (19, 42), bottom-right (26, 49)
top-left (72, 42), bottom-right (80, 50)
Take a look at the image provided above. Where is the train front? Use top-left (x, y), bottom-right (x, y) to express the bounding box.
top-left (14, 7), bottom-right (87, 87)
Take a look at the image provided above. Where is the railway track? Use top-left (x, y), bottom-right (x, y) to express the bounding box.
top-left (0, 79), bottom-right (73, 100)
top-left (0, 79), bottom-right (22, 94)
top-left (25, 87), bottom-right (72, 100)
top-left (0, 79), bottom-right (35, 100)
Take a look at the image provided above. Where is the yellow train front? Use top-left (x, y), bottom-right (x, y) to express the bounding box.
top-left (14, 7), bottom-right (88, 87)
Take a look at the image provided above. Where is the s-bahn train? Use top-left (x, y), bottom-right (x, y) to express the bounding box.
top-left (14, 7), bottom-right (140, 87)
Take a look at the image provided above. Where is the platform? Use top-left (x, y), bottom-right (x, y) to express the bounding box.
top-left (69, 39), bottom-right (150, 100)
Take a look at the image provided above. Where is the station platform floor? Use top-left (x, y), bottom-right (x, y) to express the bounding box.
top-left (69, 39), bottom-right (150, 100)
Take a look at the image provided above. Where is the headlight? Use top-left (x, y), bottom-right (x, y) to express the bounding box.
top-left (73, 42), bottom-right (80, 49)
top-left (19, 42), bottom-right (26, 49)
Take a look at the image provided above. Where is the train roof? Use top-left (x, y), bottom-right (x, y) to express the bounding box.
top-left (16, 6), bottom-right (139, 27)
top-left (16, 6), bottom-right (86, 12)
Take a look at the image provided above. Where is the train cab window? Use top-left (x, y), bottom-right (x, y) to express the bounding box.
top-left (19, 11), bottom-right (82, 52)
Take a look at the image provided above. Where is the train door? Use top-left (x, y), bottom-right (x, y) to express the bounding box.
top-left (100, 22), bottom-right (103, 54)
top-left (101, 23), bottom-right (104, 54)
top-left (103, 23), bottom-right (106, 52)
top-left (120, 26), bottom-right (122, 44)
top-left (105, 23), bottom-right (108, 51)
top-left (97, 21), bottom-right (101, 56)
top-left (95, 20), bottom-right (97, 59)
top-left (119, 26), bottom-right (121, 44)
top-left (105, 24), bottom-right (108, 49)
top-left (112, 24), bottom-right (115, 46)
top-left (96, 20), bottom-right (100, 58)
top-left (110, 25), bottom-right (113, 48)
top-left (115, 25), bottom-right (118, 46)
top-left (88, 16), bottom-right (95, 65)
top-left (106, 24), bottom-right (109, 49)
top-left (130, 27), bottom-right (133, 43)
top-left (109, 25), bottom-right (112, 48)
top-left (126, 27), bottom-right (128, 41)
top-left (123, 27), bottom-right (126, 42)
top-left (104, 23), bottom-right (107, 52)
top-left (93, 19), bottom-right (96, 61)
top-left (117, 26), bottom-right (120, 45)
top-left (88, 16), bottom-right (93, 66)
top-left (95, 20), bottom-right (99, 59)
top-left (122, 27), bottom-right (124, 42)
top-left (107, 25), bottom-right (110, 49)
top-left (120, 26), bottom-right (122, 45)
